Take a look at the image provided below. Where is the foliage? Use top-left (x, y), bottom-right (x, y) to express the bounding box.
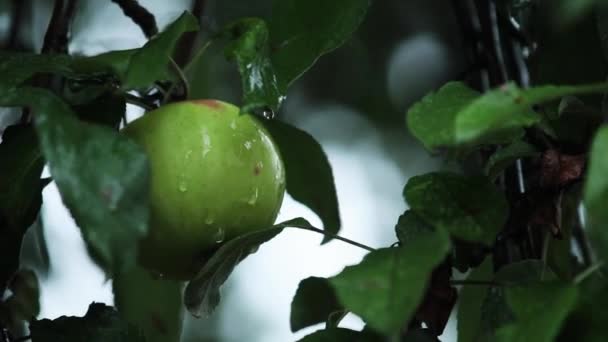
top-left (1, 0), bottom-right (608, 341)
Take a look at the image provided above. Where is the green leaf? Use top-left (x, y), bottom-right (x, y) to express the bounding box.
top-left (329, 228), bottom-right (451, 335)
top-left (0, 52), bottom-right (73, 90)
top-left (406, 81), bottom-right (480, 152)
top-left (72, 91), bottom-right (126, 129)
top-left (290, 277), bottom-right (344, 332)
top-left (269, 0), bottom-right (371, 90)
top-left (408, 81), bottom-right (608, 150)
top-left (0, 125), bottom-right (47, 290)
top-left (403, 172), bottom-right (508, 245)
top-left (0, 87), bottom-right (149, 275)
top-left (297, 328), bottom-right (380, 342)
top-left (394, 210), bottom-right (435, 246)
top-left (29, 303), bottom-right (145, 342)
top-left (223, 18), bottom-right (283, 113)
top-left (0, 269), bottom-right (41, 332)
top-left (263, 120), bottom-right (340, 241)
top-left (558, 274), bottom-right (608, 341)
top-left (477, 260), bottom-right (557, 341)
top-left (584, 126), bottom-right (608, 264)
top-left (123, 11), bottom-right (198, 89)
top-left (113, 266), bottom-right (183, 342)
top-left (457, 257), bottom-right (493, 342)
top-left (184, 218), bottom-right (311, 317)
top-left (496, 282), bottom-right (578, 342)
top-left (456, 83), bottom-right (608, 144)
top-left (484, 140), bottom-right (539, 180)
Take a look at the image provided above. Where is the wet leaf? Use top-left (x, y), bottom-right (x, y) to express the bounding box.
top-left (30, 303), bottom-right (145, 342)
top-left (403, 172), bottom-right (508, 245)
top-left (290, 277), bottom-right (343, 332)
top-left (329, 228), bottom-right (450, 335)
top-left (185, 218), bottom-right (312, 316)
top-left (263, 120), bottom-right (340, 240)
top-left (0, 87), bottom-right (149, 275)
top-left (223, 18), bottom-right (283, 113)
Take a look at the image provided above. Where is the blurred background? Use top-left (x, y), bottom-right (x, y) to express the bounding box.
top-left (0, 0), bottom-right (465, 341)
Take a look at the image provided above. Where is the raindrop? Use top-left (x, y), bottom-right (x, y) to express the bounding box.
top-left (213, 227), bottom-right (225, 243)
top-left (244, 141), bottom-right (252, 150)
top-left (247, 188), bottom-right (259, 205)
top-left (178, 181), bottom-right (187, 192)
top-left (230, 120), bottom-right (237, 129)
top-left (205, 215), bottom-right (215, 225)
top-left (262, 108), bottom-right (275, 120)
top-left (252, 106), bottom-right (276, 120)
top-left (185, 149), bottom-right (193, 160)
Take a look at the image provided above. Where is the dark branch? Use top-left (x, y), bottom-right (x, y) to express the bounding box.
top-left (110, 0), bottom-right (158, 38)
top-left (6, 0), bottom-right (27, 50)
top-left (41, 0), bottom-right (79, 54)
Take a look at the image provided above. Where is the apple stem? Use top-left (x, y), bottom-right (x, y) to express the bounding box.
top-left (290, 226), bottom-right (376, 252)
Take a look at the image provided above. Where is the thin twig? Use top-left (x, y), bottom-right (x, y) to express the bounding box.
top-left (574, 262), bottom-right (604, 284)
top-left (110, 0), bottom-right (158, 38)
top-left (288, 226), bottom-right (376, 252)
top-left (163, 58), bottom-right (190, 102)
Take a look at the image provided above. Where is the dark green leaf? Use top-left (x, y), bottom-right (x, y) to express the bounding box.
top-left (72, 49), bottom-right (137, 82)
top-left (403, 172), bottom-right (508, 245)
top-left (270, 0), bottom-right (371, 90)
top-left (408, 81), bottom-right (608, 150)
top-left (224, 18), bottom-right (283, 113)
top-left (477, 260), bottom-right (557, 341)
top-left (30, 303), bottom-right (145, 342)
top-left (584, 126), bottom-right (608, 264)
top-left (546, 96), bottom-right (603, 148)
top-left (457, 83), bottom-right (608, 144)
top-left (123, 11), bottom-right (198, 89)
top-left (297, 328), bottom-right (380, 342)
top-left (406, 81), bottom-right (480, 152)
top-left (0, 269), bottom-right (41, 333)
top-left (0, 125), bottom-right (47, 290)
top-left (0, 52), bottom-right (73, 90)
top-left (113, 266), bottom-right (183, 342)
top-left (558, 274), bottom-right (608, 342)
top-left (0, 87), bottom-right (149, 275)
top-left (263, 120), bottom-right (340, 241)
top-left (496, 281), bottom-right (578, 342)
top-left (329, 228), bottom-right (451, 335)
top-left (184, 218), bottom-right (311, 317)
top-left (394, 210), bottom-right (435, 246)
top-left (484, 141), bottom-right (539, 180)
top-left (72, 91), bottom-right (126, 129)
top-left (290, 277), bottom-right (343, 332)
top-left (494, 260), bottom-right (557, 284)
top-left (457, 257), bottom-right (493, 342)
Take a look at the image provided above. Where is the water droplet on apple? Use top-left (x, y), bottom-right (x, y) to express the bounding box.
top-left (244, 141), bottom-right (252, 150)
top-left (214, 227), bottom-right (225, 243)
top-left (205, 215), bottom-right (214, 225)
top-left (185, 149), bottom-right (193, 160)
top-left (178, 181), bottom-right (187, 192)
top-left (249, 245), bottom-right (259, 253)
top-left (247, 188), bottom-right (259, 205)
top-left (230, 120), bottom-right (237, 129)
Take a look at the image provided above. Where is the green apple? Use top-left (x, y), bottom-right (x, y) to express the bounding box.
top-left (123, 100), bottom-right (285, 280)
